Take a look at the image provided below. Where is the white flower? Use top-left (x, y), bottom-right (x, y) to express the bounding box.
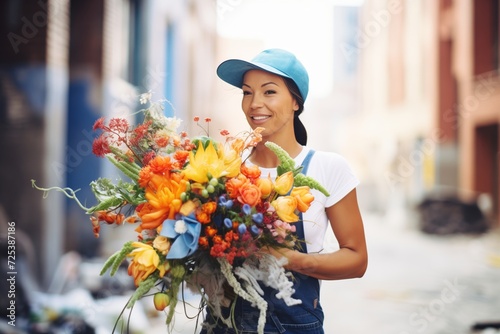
top-left (174, 220), bottom-right (187, 234)
top-left (139, 91), bottom-right (152, 104)
top-left (164, 116), bottom-right (182, 133)
top-left (147, 102), bottom-right (182, 133)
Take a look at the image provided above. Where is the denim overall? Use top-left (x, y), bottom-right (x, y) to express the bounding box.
top-left (202, 150), bottom-right (324, 334)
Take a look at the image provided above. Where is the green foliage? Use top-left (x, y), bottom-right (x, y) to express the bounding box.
top-left (88, 178), bottom-right (145, 213)
top-left (265, 142), bottom-right (330, 197)
top-left (100, 241), bottom-right (134, 276)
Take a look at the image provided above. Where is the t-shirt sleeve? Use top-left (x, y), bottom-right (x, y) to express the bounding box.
top-left (314, 151), bottom-right (359, 208)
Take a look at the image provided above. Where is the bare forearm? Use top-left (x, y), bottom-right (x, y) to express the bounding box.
top-left (285, 247), bottom-right (367, 281)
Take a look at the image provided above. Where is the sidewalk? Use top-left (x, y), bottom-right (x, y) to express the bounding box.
top-left (322, 212), bottom-right (500, 334)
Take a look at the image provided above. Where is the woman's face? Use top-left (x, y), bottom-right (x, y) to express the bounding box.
top-left (241, 70), bottom-right (299, 140)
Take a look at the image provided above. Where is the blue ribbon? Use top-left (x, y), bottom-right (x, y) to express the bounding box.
top-left (160, 214), bottom-right (202, 259)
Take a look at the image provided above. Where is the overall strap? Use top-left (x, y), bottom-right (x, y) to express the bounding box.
top-left (295, 149), bottom-right (315, 253)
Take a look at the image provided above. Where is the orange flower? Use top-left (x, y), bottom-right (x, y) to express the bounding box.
top-left (256, 175), bottom-right (273, 199)
top-left (205, 226), bottom-right (217, 237)
top-left (153, 128), bottom-right (169, 143)
top-left (225, 174), bottom-right (249, 199)
top-left (137, 173), bottom-right (188, 230)
top-left (196, 211), bottom-right (211, 224)
top-left (195, 201), bottom-right (217, 224)
top-left (172, 135), bottom-right (181, 147)
top-left (149, 155), bottom-right (173, 174)
top-left (125, 216), bottom-right (140, 224)
top-left (136, 203), bottom-right (169, 231)
top-left (138, 166), bottom-right (152, 188)
top-left (247, 127), bottom-right (264, 147)
top-left (173, 150), bottom-right (190, 167)
top-left (291, 186), bottom-right (315, 212)
top-left (213, 235), bottom-right (223, 244)
top-left (201, 201), bottom-right (217, 215)
top-left (90, 216), bottom-right (100, 238)
top-left (230, 137), bottom-right (245, 155)
top-left (156, 137), bottom-right (169, 148)
top-left (199, 236), bottom-right (209, 248)
top-left (241, 162), bottom-right (261, 179)
top-left (237, 183), bottom-right (261, 207)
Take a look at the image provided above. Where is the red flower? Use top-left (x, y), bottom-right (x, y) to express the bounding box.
top-left (93, 117), bottom-right (105, 131)
top-left (108, 118), bottom-right (129, 133)
top-left (92, 135), bottom-right (111, 157)
top-left (142, 151), bottom-right (156, 165)
top-left (130, 121), bottom-right (151, 147)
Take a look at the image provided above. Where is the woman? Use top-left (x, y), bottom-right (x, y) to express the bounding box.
top-left (201, 49), bottom-right (368, 333)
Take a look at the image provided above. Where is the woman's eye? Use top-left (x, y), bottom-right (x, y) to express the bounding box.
top-left (265, 90), bottom-right (276, 95)
top-left (242, 91), bottom-right (251, 96)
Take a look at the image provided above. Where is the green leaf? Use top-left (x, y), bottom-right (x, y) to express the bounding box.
top-left (265, 142), bottom-right (296, 174)
top-left (127, 273), bottom-right (158, 308)
top-left (294, 174), bottom-right (330, 197)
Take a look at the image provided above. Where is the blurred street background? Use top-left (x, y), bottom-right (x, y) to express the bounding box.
top-left (1, 0), bottom-right (499, 333)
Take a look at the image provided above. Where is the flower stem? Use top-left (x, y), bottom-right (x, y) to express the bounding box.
top-left (31, 180), bottom-right (91, 212)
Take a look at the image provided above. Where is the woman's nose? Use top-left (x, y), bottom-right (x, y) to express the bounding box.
top-left (250, 94), bottom-right (263, 109)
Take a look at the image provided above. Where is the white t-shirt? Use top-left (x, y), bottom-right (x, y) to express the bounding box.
top-left (247, 146), bottom-right (359, 253)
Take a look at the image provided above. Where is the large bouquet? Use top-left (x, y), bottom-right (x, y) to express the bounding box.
top-left (33, 94), bottom-right (329, 333)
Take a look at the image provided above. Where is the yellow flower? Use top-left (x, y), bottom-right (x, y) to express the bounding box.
top-left (183, 141), bottom-right (241, 183)
top-left (220, 143), bottom-right (242, 178)
top-left (153, 235), bottom-right (171, 255)
top-left (271, 196), bottom-right (299, 222)
top-left (274, 171), bottom-right (294, 195)
top-left (127, 242), bottom-right (168, 286)
top-left (290, 186), bottom-right (314, 212)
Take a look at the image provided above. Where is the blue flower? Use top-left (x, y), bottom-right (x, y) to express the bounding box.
top-left (238, 223), bottom-right (247, 235)
top-left (160, 214), bottom-right (201, 259)
top-left (219, 195), bottom-right (234, 209)
top-left (224, 218), bottom-right (233, 229)
top-left (242, 204), bottom-right (251, 215)
top-left (252, 213), bottom-right (263, 225)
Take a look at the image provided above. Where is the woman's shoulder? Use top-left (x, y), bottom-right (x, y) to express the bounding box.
top-left (305, 147), bottom-right (352, 167)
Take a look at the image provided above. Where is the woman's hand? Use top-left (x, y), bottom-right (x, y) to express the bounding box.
top-left (264, 189), bottom-right (367, 281)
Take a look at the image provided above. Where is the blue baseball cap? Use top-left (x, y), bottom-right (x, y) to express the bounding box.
top-left (216, 48), bottom-right (309, 101)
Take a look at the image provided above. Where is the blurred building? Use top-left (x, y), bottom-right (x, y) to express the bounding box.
top-left (356, 0), bottom-right (499, 228)
top-left (0, 0), bottom-right (218, 287)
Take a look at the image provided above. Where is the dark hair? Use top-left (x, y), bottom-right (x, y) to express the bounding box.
top-left (283, 77), bottom-right (307, 145)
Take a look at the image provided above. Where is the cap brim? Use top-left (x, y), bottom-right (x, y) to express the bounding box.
top-left (216, 59), bottom-right (290, 89)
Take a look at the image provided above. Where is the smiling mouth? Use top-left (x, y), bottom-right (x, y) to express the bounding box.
top-left (251, 115), bottom-right (270, 121)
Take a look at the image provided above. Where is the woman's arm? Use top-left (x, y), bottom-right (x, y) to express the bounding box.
top-left (272, 188), bottom-right (368, 280)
